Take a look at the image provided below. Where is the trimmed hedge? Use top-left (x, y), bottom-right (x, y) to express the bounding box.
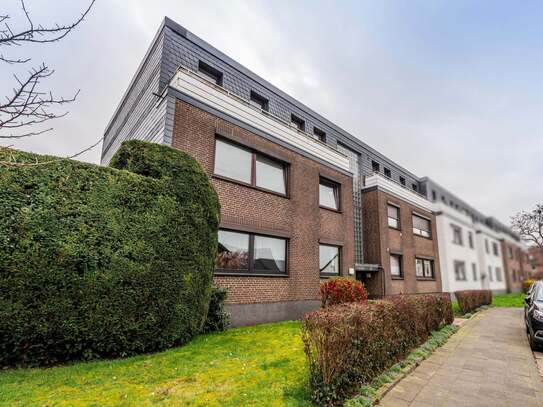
top-left (320, 277), bottom-right (368, 308)
top-left (201, 285), bottom-right (230, 334)
top-left (302, 293), bottom-right (453, 406)
top-left (0, 140), bottom-right (220, 367)
top-left (454, 290), bottom-right (492, 314)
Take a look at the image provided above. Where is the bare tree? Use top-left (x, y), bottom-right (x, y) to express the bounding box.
top-left (511, 204), bottom-right (543, 249)
top-left (0, 0), bottom-right (96, 162)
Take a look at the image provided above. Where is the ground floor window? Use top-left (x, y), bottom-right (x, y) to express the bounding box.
top-left (495, 267), bottom-right (502, 282)
top-left (454, 260), bottom-right (467, 281)
top-left (390, 254), bottom-right (403, 278)
top-left (319, 244), bottom-right (340, 277)
top-left (416, 258), bottom-right (435, 279)
top-left (216, 229), bottom-right (287, 275)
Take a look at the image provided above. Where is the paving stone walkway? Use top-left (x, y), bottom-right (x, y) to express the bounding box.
top-left (379, 308), bottom-right (543, 407)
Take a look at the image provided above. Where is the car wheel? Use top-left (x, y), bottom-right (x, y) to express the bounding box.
top-left (529, 333), bottom-right (539, 351)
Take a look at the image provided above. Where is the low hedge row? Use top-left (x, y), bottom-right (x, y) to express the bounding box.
top-left (302, 293), bottom-right (453, 406)
top-left (454, 290), bottom-right (492, 314)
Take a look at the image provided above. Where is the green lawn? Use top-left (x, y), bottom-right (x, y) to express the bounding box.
top-left (0, 321), bottom-right (311, 407)
top-left (492, 292), bottom-right (525, 308)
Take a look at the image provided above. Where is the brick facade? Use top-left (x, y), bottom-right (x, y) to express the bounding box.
top-left (361, 188), bottom-right (442, 296)
top-left (529, 246), bottom-right (543, 279)
top-left (501, 241), bottom-right (529, 293)
top-left (172, 99), bottom-right (354, 322)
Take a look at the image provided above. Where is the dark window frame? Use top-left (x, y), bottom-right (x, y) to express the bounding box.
top-left (213, 137), bottom-right (289, 198)
top-left (319, 243), bottom-right (342, 278)
top-left (468, 231), bottom-right (474, 249)
top-left (215, 228), bottom-right (289, 277)
top-left (390, 253), bottom-right (403, 279)
top-left (198, 60), bottom-right (223, 86)
top-left (451, 224), bottom-right (463, 246)
top-left (415, 257), bottom-right (435, 280)
top-left (454, 260), bottom-right (467, 281)
top-left (387, 203), bottom-right (401, 230)
top-left (372, 160), bottom-right (380, 173)
top-left (384, 167), bottom-right (392, 178)
top-left (249, 90), bottom-right (269, 111)
top-left (319, 176), bottom-right (341, 212)
top-left (412, 213), bottom-right (432, 239)
top-left (290, 114), bottom-right (305, 131)
top-left (313, 127), bottom-right (326, 143)
top-left (399, 176), bottom-right (406, 186)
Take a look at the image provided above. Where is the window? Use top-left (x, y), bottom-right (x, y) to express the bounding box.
top-left (390, 254), bottom-right (402, 278)
top-left (413, 214), bottom-right (431, 238)
top-left (485, 239), bottom-right (489, 254)
top-left (319, 178), bottom-right (340, 211)
top-left (216, 229), bottom-right (287, 275)
top-left (399, 176), bottom-right (406, 186)
top-left (468, 232), bottom-right (474, 249)
top-left (454, 261), bottom-right (467, 281)
top-left (495, 267), bottom-right (502, 282)
top-left (416, 258), bottom-right (434, 279)
top-left (492, 242), bottom-right (499, 256)
top-left (320, 244), bottom-right (340, 276)
top-left (472, 263), bottom-right (478, 281)
top-left (387, 204), bottom-right (400, 229)
top-left (313, 127), bottom-right (326, 143)
top-left (412, 183), bottom-right (418, 192)
top-left (488, 265), bottom-right (493, 281)
top-left (291, 114), bottom-right (305, 131)
top-left (384, 168), bottom-right (391, 178)
top-left (512, 269), bottom-right (517, 282)
top-left (451, 224), bottom-right (463, 245)
top-left (372, 160), bottom-right (380, 172)
top-left (508, 246), bottom-right (513, 259)
top-left (214, 138), bottom-right (287, 195)
top-left (198, 60), bottom-right (223, 85)
top-left (431, 190), bottom-right (437, 201)
top-left (249, 91), bottom-right (269, 111)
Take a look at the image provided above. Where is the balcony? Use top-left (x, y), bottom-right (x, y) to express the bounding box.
top-left (169, 67), bottom-right (352, 174)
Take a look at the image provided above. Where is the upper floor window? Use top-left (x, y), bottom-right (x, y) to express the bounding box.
top-left (468, 231), bottom-right (474, 249)
top-left (492, 242), bottom-right (499, 256)
top-left (320, 244), bottom-right (340, 276)
top-left (472, 263), bottom-right (478, 280)
top-left (495, 267), bottom-right (502, 281)
top-left (431, 190), bottom-right (437, 201)
top-left (416, 258), bottom-right (434, 279)
top-left (198, 60), bottom-right (223, 85)
top-left (249, 91), bottom-right (269, 111)
top-left (399, 176), bottom-right (406, 186)
top-left (291, 114), bottom-right (305, 131)
top-left (216, 229), bottom-right (287, 275)
top-left (214, 138), bottom-right (287, 195)
top-left (372, 161), bottom-right (380, 172)
top-left (390, 254), bottom-right (403, 278)
top-left (387, 204), bottom-right (400, 229)
top-left (319, 177), bottom-right (340, 211)
top-left (488, 265), bottom-right (493, 281)
top-left (451, 224), bottom-right (463, 245)
top-left (313, 127), bottom-right (326, 143)
top-left (485, 239), bottom-right (489, 254)
top-left (384, 167), bottom-right (391, 178)
top-left (413, 214), bottom-right (431, 238)
top-left (412, 183), bottom-right (418, 192)
top-left (454, 260), bottom-right (467, 281)
top-left (508, 246), bottom-right (513, 259)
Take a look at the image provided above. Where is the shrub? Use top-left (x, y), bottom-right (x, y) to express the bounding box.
top-left (454, 290), bottom-right (492, 314)
top-left (320, 278), bottom-right (368, 308)
top-left (0, 140), bottom-right (220, 367)
top-left (201, 286), bottom-right (230, 334)
top-left (523, 279), bottom-right (536, 294)
top-left (302, 293), bottom-right (453, 406)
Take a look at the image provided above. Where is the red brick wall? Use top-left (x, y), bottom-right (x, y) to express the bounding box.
top-left (501, 241), bottom-right (528, 293)
top-left (172, 99), bottom-right (354, 305)
top-left (362, 189), bottom-right (442, 296)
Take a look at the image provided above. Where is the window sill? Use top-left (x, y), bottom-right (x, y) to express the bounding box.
top-left (212, 174), bottom-right (289, 199)
top-left (388, 226), bottom-right (401, 231)
top-left (319, 205), bottom-right (342, 214)
top-left (416, 277), bottom-right (436, 281)
top-left (391, 276), bottom-right (404, 280)
top-left (320, 273), bottom-right (340, 279)
top-left (214, 271), bottom-right (289, 278)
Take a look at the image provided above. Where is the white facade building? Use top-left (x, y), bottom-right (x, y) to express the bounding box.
top-left (476, 223), bottom-right (507, 293)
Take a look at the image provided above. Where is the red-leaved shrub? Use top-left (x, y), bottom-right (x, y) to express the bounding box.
top-left (320, 278), bottom-right (368, 308)
top-left (302, 293), bottom-right (453, 406)
top-left (454, 290), bottom-right (492, 314)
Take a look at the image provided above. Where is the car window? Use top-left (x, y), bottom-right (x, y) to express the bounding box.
top-left (534, 285), bottom-right (543, 302)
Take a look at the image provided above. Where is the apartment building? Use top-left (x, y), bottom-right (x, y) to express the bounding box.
top-left (102, 17), bottom-right (443, 324)
top-left (421, 178), bottom-right (529, 294)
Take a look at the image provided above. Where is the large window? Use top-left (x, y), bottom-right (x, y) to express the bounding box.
top-left (214, 138), bottom-right (287, 195)
top-left (413, 214), bottom-right (431, 238)
top-left (390, 254), bottom-right (402, 278)
top-left (216, 229), bottom-right (287, 275)
top-left (320, 244), bottom-right (340, 276)
top-left (454, 260), bottom-right (467, 281)
top-left (451, 224), bottom-right (463, 245)
top-left (416, 258), bottom-right (435, 279)
top-left (387, 204), bottom-right (400, 229)
top-left (319, 178), bottom-right (340, 211)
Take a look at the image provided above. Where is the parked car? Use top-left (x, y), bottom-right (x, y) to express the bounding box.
top-left (525, 280), bottom-right (543, 350)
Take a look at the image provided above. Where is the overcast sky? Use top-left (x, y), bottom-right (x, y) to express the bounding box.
top-left (1, 0), bottom-right (542, 224)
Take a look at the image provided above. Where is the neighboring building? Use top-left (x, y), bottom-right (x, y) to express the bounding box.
top-left (422, 178), bottom-right (529, 294)
top-left (529, 247), bottom-right (543, 279)
top-left (102, 17), bottom-right (443, 324)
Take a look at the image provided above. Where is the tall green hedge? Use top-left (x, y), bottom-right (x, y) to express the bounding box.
top-left (0, 140), bottom-right (220, 367)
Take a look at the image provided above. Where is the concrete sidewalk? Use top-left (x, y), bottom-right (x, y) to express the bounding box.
top-left (379, 308), bottom-right (543, 407)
